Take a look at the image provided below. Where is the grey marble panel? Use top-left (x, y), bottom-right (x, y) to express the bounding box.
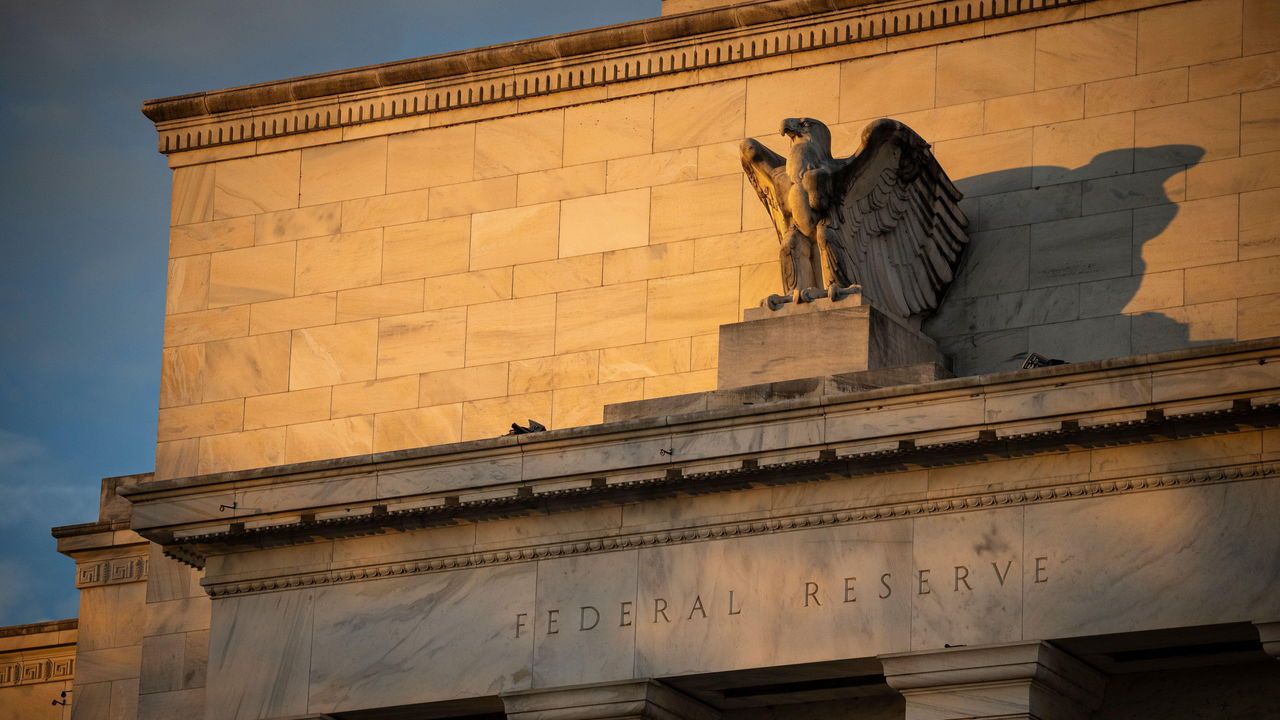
top-left (205, 589), bottom-right (313, 720)
top-left (521, 435), bottom-right (674, 482)
top-left (910, 507), bottom-right (1025, 650)
top-left (1151, 357), bottom-right (1280, 403)
top-left (825, 397), bottom-right (986, 444)
top-left (668, 417), bottom-right (824, 464)
top-left (984, 374), bottom-right (1151, 424)
top-left (1023, 478), bottom-right (1280, 639)
top-left (376, 455), bottom-right (523, 499)
top-left (130, 491), bottom-right (237, 530)
top-left (238, 474), bottom-right (372, 515)
top-left (531, 552), bottom-right (640, 688)
top-left (633, 520), bottom-right (914, 677)
top-left (307, 563), bottom-right (535, 714)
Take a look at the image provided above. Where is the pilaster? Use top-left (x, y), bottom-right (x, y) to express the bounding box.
top-left (880, 641), bottom-right (1106, 720)
top-left (502, 681), bottom-right (720, 720)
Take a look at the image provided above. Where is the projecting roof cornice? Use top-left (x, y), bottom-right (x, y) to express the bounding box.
top-left (140, 0), bottom-right (1098, 154)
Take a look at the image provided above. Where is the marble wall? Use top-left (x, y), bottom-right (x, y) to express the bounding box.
top-left (153, 0), bottom-right (1280, 479)
top-left (200, 472), bottom-right (1280, 718)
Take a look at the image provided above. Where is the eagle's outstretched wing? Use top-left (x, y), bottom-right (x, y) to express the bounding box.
top-left (740, 139), bottom-right (799, 290)
top-left (826, 119), bottom-right (969, 319)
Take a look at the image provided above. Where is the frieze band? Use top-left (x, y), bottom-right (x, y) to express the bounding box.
top-left (0, 654), bottom-right (74, 687)
top-left (75, 555), bottom-right (148, 588)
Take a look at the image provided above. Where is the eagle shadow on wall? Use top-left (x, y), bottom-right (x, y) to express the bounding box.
top-left (741, 116), bottom-right (1209, 373)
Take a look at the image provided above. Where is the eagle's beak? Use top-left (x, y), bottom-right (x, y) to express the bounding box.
top-left (781, 118), bottom-right (800, 138)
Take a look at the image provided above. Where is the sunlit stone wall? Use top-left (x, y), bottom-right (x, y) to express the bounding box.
top-left (155, 0), bottom-right (1280, 479)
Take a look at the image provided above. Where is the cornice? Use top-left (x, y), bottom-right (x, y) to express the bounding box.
top-left (143, 0), bottom-right (1093, 154)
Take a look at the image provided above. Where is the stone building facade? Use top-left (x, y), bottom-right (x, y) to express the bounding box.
top-left (5, 0), bottom-right (1279, 719)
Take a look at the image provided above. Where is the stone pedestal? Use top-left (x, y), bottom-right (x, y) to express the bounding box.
top-left (502, 681), bottom-right (719, 720)
top-left (717, 294), bottom-right (946, 389)
top-left (880, 642), bottom-right (1106, 720)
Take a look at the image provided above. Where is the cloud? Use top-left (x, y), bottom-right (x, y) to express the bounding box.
top-left (0, 429), bottom-right (43, 466)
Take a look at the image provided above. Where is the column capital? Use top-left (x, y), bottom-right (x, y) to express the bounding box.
top-left (879, 641), bottom-right (1106, 720)
top-left (502, 680), bottom-right (720, 720)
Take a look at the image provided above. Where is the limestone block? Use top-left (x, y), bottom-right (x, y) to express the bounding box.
top-left (470, 202), bottom-right (559, 270)
top-left (462, 391), bottom-right (552, 440)
top-left (1080, 166), bottom-right (1185, 215)
top-left (1135, 95), bottom-right (1240, 170)
top-left (166, 255), bottom-right (208, 314)
top-left (654, 80), bottom-right (746, 151)
top-left (1079, 269), bottom-right (1184, 317)
top-left (331, 376), bottom-right (418, 419)
top-left (1239, 292), bottom-right (1280, 339)
top-left (386, 124), bottom-right (474, 193)
top-left (1243, 86), bottom-right (1280, 155)
top-left (212, 151), bottom-right (299, 219)
top-left (372, 404), bottom-right (463, 452)
top-left (516, 163), bottom-right (607, 206)
top-left (204, 590), bottom-right (312, 720)
top-left (295, 229), bottom-right (383, 295)
top-left (474, 111), bottom-right (565, 180)
top-left (647, 268), bottom-right (740, 342)
top-left (382, 216), bottom-right (471, 282)
top-left (839, 47), bottom-right (936, 121)
top-left (164, 306), bottom-right (249, 347)
top-left (1137, 0), bottom-right (1243, 73)
top-left (509, 351), bottom-right (599, 394)
top-left (139, 633), bottom-right (183, 694)
top-left (690, 333), bottom-right (718, 371)
top-left (1186, 255), bottom-right (1280, 303)
top-left (170, 164), bottom-right (214, 226)
top-left (339, 188), bottom-right (431, 232)
top-left (426, 268), bottom-right (513, 309)
top-left (207, 242), bottom-right (295, 308)
top-left (300, 137), bottom-right (387, 206)
top-left (1132, 299), bottom-right (1237, 352)
top-left (201, 332), bottom-right (290, 402)
top-left (335, 281), bottom-right (424, 321)
top-left (1186, 149), bottom-right (1280, 198)
top-left (938, 327), bottom-right (1028, 375)
top-left (1032, 112), bottom-right (1135, 186)
top-left (1244, 0), bottom-right (1280, 54)
top-left (1189, 51), bottom-right (1280, 100)
top-left (290, 320), bottom-right (379, 389)
top-left (1035, 14), bottom-right (1137, 89)
top-left (974, 182), bottom-right (1082, 232)
top-left (606, 148), bottom-right (699, 192)
top-left (945, 227), bottom-right (1029, 301)
top-left (1084, 68), bottom-right (1187, 117)
top-left (602, 241), bottom-right (694, 284)
top-left (739, 261), bottom-right (777, 311)
top-left (466, 296), bottom-right (557, 365)
top-left (253, 203), bottom-right (340, 245)
top-left (1240, 187), bottom-right (1280, 259)
top-left (170, 216), bottom-right (253, 257)
top-left (419, 363), bottom-right (508, 406)
top-left (564, 95), bottom-right (654, 166)
top-left (196, 427), bottom-right (284, 475)
top-left (689, 228), bottom-right (776, 272)
top-left (599, 338), bottom-right (691, 382)
top-left (933, 129), bottom-right (1033, 197)
top-left (744, 65), bottom-right (840, 137)
top-left (284, 416), bottom-right (374, 464)
top-left (560, 189), bottom-right (650, 257)
top-left (376, 307), bottom-right (467, 377)
top-left (984, 86), bottom-right (1083, 133)
top-left (157, 400), bottom-right (242, 443)
top-left (155, 439), bottom-right (199, 479)
top-left (697, 140), bottom-right (744, 179)
top-left (555, 281), bottom-right (647, 353)
top-left (650, 175), bottom-right (742, 244)
top-left (248, 293), bottom-right (336, 335)
top-left (644, 369), bottom-right (718, 399)
top-left (429, 176), bottom-right (517, 219)
top-left (1137, 195), bottom-right (1239, 272)
top-left (938, 33), bottom-right (1036, 105)
top-left (1029, 211), bottom-right (1133, 287)
top-left (160, 345), bottom-right (205, 408)
top-left (244, 388), bottom-right (331, 430)
top-left (514, 254), bottom-right (602, 297)
top-left (1028, 314), bottom-right (1131, 362)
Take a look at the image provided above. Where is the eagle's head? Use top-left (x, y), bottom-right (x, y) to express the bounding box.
top-left (781, 117), bottom-right (832, 154)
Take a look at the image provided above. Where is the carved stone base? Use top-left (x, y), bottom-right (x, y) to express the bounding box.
top-left (717, 294), bottom-right (946, 389)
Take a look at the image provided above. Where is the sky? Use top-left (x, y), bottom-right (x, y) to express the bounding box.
top-left (0, 0), bottom-right (660, 627)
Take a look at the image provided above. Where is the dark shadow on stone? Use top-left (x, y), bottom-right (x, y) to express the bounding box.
top-left (922, 145), bottom-right (1209, 375)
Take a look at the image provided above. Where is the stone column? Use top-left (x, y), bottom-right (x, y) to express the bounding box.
top-left (502, 680), bottom-right (720, 720)
top-left (879, 641), bottom-right (1105, 720)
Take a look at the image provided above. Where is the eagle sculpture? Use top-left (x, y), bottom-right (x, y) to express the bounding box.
top-left (741, 117), bottom-right (969, 320)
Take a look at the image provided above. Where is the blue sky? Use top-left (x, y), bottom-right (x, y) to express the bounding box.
top-left (0, 0), bottom-right (659, 627)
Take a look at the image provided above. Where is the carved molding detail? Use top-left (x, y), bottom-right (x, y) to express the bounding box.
top-left (201, 461), bottom-right (1275, 598)
top-left (155, 0), bottom-right (1089, 154)
top-left (75, 555), bottom-right (148, 588)
top-left (0, 655), bottom-right (74, 687)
